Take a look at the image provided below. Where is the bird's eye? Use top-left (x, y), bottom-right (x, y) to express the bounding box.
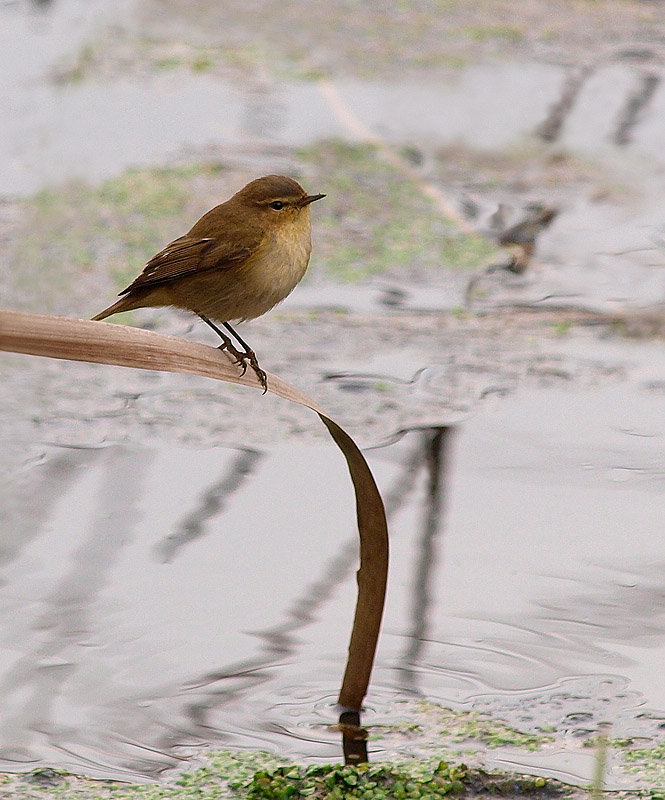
top-left (270, 200), bottom-right (284, 210)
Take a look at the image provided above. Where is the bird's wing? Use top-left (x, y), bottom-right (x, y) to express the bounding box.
top-left (119, 235), bottom-right (253, 296)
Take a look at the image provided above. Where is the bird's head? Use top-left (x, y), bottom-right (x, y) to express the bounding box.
top-left (234, 175), bottom-right (325, 230)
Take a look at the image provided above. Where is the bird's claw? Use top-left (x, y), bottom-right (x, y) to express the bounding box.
top-left (218, 342), bottom-right (268, 393)
top-left (245, 351), bottom-right (268, 394)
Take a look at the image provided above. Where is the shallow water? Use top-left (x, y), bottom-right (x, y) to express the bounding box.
top-left (4, 2), bottom-right (665, 788)
top-left (5, 62), bottom-right (665, 195)
top-left (4, 1), bottom-right (665, 315)
top-left (3, 1), bottom-right (665, 195)
top-left (2, 383), bottom-right (665, 787)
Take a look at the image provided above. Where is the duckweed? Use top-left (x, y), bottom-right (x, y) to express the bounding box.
top-left (242, 761), bottom-right (552, 800)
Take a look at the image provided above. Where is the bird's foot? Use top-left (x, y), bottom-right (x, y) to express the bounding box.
top-left (217, 341), bottom-right (268, 393)
top-left (244, 351), bottom-right (268, 394)
top-left (217, 338), bottom-right (247, 372)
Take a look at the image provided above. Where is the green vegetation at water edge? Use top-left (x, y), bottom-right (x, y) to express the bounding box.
top-left (0, 754), bottom-right (560, 800)
top-left (415, 702), bottom-right (555, 752)
top-left (299, 141), bottom-right (496, 280)
top-left (10, 163), bottom-right (226, 310)
top-left (243, 760), bottom-right (552, 800)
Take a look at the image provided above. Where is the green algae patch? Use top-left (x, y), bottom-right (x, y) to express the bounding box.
top-left (618, 740), bottom-right (665, 785)
top-left (12, 167), bottom-right (191, 306)
top-left (416, 703), bottom-right (555, 752)
top-left (8, 163), bottom-right (233, 313)
top-left (0, 755), bottom-right (564, 800)
top-left (369, 721), bottom-right (424, 737)
top-left (455, 23), bottom-right (525, 43)
top-left (298, 141), bottom-right (495, 281)
top-left (55, 38), bottom-right (327, 86)
top-left (242, 761), bottom-right (554, 800)
top-left (0, 752), bottom-right (288, 800)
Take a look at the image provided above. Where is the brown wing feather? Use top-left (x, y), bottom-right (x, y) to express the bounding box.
top-left (119, 235), bottom-right (253, 296)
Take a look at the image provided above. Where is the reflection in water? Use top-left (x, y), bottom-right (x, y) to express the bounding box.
top-left (4, 51), bottom-right (665, 196)
top-left (178, 532), bottom-right (360, 731)
top-left (0, 447), bottom-right (151, 771)
top-left (174, 434), bottom-right (442, 748)
top-left (0, 448), bottom-right (102, 569)
top-left (396, 428), bottom-right (455, 697)
top-left (614, 72), bottom-right (661, 146)
top-left (3, 385), bottom-right (665, 782)
top-left (155, 448), bottom-right (263, 564)
top-left (536, 66), bottom-right (592, 143)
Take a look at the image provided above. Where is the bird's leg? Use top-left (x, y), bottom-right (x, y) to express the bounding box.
top-left (222, 322), bottom-right (268, 394)
top-left (197, 315), bottom-right (268, 393)
top-left (197, 314), bottom-right (246, 368)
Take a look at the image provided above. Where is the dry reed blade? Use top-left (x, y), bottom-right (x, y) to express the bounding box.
top-left (0, 309), bottom-right (388, 722)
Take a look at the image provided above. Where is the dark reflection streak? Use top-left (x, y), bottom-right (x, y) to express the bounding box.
top-left (382, 435), bottom-right (427, 518)
top-left (155, 448), bottom-right (263, 563)
top-left (614, 72), bottom-right (661, 146)
top-left (172, 435), bottom-right (427, 738)
top-left (396, 428), bottom-right (455, 696)
top-left (535, 66), bottom-right (592, 142)
top-left (0, 448), bottom-right (150, 763)
top-left (106, 732), bottom-right (190, 760)
top-left (48, 739), bottom-right (172, 781)
top-left (179, 539), bottom-right (362, 715)
top-left (323, 369), bottom-right (426, 387)
top-left (0, 449), bottom-right (100, 570)
top-left (368, 423), bottom-right (447, 452)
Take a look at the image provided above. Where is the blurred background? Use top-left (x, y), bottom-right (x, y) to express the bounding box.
top-left (3, 0), bottom-right (665, 791)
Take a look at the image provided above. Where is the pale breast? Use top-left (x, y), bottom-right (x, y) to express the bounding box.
top-left (243, 211), bottom-right (312, 316)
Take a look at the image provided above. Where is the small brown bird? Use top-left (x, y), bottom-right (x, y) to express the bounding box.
top-left (497, 203), bottom-right (559, 274)
top-left (93, 175), bottom-right (325, 391)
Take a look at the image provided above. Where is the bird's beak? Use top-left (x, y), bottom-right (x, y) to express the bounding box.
top-left (300, 193), bottom-right (326, 207)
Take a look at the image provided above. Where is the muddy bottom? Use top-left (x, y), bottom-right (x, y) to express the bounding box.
top-left (1, 380), bottom-right (664, 789)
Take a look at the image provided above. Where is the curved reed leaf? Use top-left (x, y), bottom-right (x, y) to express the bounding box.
top-left (0, 309), bottom-right (388, 719)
